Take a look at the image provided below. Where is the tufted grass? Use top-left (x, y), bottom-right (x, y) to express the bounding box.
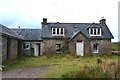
top-left (43, 54), bottom-right (118, 78)
top-left (61, 56), bottom-right (119, 78)
top-left (2, 54), bottom-right (119, 78)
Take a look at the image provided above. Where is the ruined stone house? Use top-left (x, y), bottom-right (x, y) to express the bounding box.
top-left (1, 18), bottom-right (114, 61)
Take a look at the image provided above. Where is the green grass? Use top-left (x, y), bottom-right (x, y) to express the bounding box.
top-left (44, 55), bottom-right (118, 78)
top-left (3, 55), bottom-right (49, 71)
top-left (62, 56), bottom-right (119, 78)
top-left (3, 54), bottom-right (119, 78)
top-left (112, 42), bottom-right (119, 51)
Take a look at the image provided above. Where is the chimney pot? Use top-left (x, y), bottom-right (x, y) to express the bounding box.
top-left (99, 17), bottom-right (106, 24)
top-left (43, 18), bottom-right (47, 24)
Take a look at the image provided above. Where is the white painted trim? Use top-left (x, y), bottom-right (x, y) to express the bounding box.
top-left (89, 28), bottom-right (102, 36)
top-left (52, 28), bottom-right (65, 36)
top-left (93, 49), bottom-right (99, 53)
top-left (59, 28), bottom-right (61, 34)
top-left (52, 28), bottom-right (53, 34)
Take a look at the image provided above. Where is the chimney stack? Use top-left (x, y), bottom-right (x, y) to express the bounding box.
top-left (99, 16), bottom-right (106, 24)
top-left (42, 18), bottom-right (47, 25)
top-left (18, 26), bottom-right (20, 28)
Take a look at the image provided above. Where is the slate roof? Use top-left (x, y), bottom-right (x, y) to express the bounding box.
top-left (11, 29), bottom-right (42, 40)
top-left (42, 22), bottom-right (114, 39)
top-left (0, 24), bottom-right (22, 39)
top-left (0, 19), bottom-right (114, 41)
top-left (87, 23), bottom-right (101, 28)
top-left (69, 30), bottom-right (90, 41)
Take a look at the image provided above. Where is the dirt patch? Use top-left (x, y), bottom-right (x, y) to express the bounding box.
top-left (2, 65), bottom-right (49, 78)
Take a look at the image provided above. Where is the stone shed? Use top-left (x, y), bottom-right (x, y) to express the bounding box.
top-left (0, 24), bottom-right (22, 62)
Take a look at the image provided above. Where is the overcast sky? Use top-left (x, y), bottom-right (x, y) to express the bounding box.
top-left (0, 0), bottom-right (119, 42)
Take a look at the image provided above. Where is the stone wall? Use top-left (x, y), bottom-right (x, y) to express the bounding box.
top-left (41, 39), bottom-right (66, 54)
top-left (2, 36), bottom-right (7, 61)
top-left (22, 41), bottom-right (41, 56)
top-left (9, 39), bottom-right (18, 60)
top-left (2, 36), bottom-right (18, 62)
top-left (69, 32), bottom-right (91, 55)
top-left (90, 39), bottom-right (112, 54)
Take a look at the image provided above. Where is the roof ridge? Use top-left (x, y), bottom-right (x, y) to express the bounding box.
top-left (10, 28), bottom-right (41, 30)
top-left (47, 22), bottom-right (99, 24)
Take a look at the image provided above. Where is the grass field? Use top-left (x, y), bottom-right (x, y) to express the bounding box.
top-left (3, 54), bottom-right (119, 78)
top-left (112, 42), bottom-right (119, 51)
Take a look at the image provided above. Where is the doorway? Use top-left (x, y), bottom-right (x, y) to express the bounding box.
top-left (76, 40), bottom-right (84, 56)
top-left (34, 43), bottom-right (40, 56)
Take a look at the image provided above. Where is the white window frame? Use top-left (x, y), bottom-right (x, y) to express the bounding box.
top-left (23, 42), bottom-right (30, 50)
top-left (89, 28), bottom-right (101, 36)
top-left (52, 28), bottom-right (65, 36)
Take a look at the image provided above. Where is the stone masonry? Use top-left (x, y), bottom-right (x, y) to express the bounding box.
top-left (69, 32), bottom-right (91, 55)
top-left (2, 36), bottom-right (18, 62)
top-left (41, 39), bottom-right (66, 54)
top-left (90, 39), bottom-right (112, 54)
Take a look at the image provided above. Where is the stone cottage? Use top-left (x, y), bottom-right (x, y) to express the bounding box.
top-left (0, 24), bottom-right (22, 62)
top-left (40, 18), bottom-right (114, 56)
top-left (12, 18), bottom-right (114, 56)
top-left (1, 17), bottom-right (114, 60)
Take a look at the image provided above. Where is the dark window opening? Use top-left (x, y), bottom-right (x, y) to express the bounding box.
top-left (98, 28), bottom-right (100, 35)
top-left (23, 43), bottom-right (26, 49)
top-left (53, 28), bottom-right (56, 34)
top-left (61, 28), bottom-right (63, 34)
top-left (56, 44), bottom-right (61, 52)
top-left (57, 28), bottom-right (59, 34)
top-left (93, 43), bottom-right (99, 53)
top-left (93, 44), bottom-right (97, 50)
top-left (94, 29), bottom-right (96, 35)
top-left (90, 29), bottom-right (93, 34)
top-left (23, 43), bottom-right (30, 50)
top-left (77, 40), bottom-right (82, 42)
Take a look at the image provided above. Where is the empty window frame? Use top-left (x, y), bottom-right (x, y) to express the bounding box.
top-left (56, 44), bottom-right (61, 52)
top-left (23, 42), bottom-right (30, 50)
top-left (93, 43), bottom-right (99, 53)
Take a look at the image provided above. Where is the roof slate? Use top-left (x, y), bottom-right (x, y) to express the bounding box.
top-left (0, 24), bottom-right (22, 39)
top-left (42, 22), bottom-right (114, 39)
top-left (11, 29), bottom-right (42, 40)
top-left (0, 19), bottom-right (114, 41)
top-left (87, 23), bottom-right (101, 28)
